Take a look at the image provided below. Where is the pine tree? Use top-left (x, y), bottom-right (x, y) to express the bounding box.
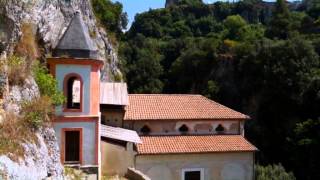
top-left (266, 0), bottom-right (291, 39)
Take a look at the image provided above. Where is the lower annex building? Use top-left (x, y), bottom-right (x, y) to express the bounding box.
top-left (100, 84), bottom-right (257, 180)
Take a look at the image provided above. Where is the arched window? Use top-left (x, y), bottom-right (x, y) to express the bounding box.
top-left (179, 124), bottom-right (189, 133)
top-left (140, 125), bottom-right (151, 134)
top-left (64, 74), bottom-right (82, 110)
top-left (215, 124), bottom-right (225, 134)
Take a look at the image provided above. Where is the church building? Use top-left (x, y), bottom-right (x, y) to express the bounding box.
top-left (48, 12), bottom-right (257, 180)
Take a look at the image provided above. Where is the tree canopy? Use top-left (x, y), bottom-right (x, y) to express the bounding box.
top-left (115, 0), bottom-right (320, 179)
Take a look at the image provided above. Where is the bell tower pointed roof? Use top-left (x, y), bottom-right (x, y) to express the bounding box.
top-left (53, 12), bottom-right (98, 59)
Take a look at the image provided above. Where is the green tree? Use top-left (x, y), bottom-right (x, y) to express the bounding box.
top-left (120, 3), bottom-right (320, 178)
top-left (255, 164), bottom-right (296, 180)
top-left (224, 15), bottom-right (247, 40)
top-left (287, 119), bottom-right (320, 179)
top-left (170, 37), bottom-right (219, 93)
top-left (91, 0), bottom-right (127, 36)
top-left (120, 35), bottom-right (164, 93)
top-left (266, 0), bottom-right (291, 39)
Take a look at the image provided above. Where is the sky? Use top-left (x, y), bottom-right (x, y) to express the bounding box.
top-left (111, 0), bottom-right (298, 30)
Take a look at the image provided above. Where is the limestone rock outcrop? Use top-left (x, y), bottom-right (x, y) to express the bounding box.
top-left (0, 0), bottom-right (121, 179)
top-left (0, 0), bottom-right (121, 81)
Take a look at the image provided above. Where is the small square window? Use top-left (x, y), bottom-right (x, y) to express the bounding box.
top-left (182, 168), bottom-right (204, 180)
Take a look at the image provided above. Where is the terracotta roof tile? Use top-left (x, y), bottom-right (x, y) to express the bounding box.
top-left (124, 94), bottom-right (249, 121)
top-left (137, 135), bottom-right (257, 155)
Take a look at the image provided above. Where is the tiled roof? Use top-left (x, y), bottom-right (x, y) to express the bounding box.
top-left (124, 94), bottom-right (249, 121)
top-left (137, 135), bottom-right (257, 155)
top-left (101, 125), bottom-right (142, 143)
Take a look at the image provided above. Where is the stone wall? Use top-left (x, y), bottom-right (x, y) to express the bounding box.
top-left (101, 139), bottom-right (136, 177)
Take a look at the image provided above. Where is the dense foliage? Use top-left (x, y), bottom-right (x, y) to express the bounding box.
top-left (33, 64), bottom-right (65, 106)
top-left (117, 0), bottom-right (320, 179)
top-left (256, 164), bottom-right (295, 180)
top-left (91, 0), bottom-right (128, 38)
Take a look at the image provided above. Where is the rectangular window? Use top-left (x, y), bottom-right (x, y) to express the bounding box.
top-left (63, 129), bottom-right (82, 164)
top-left (182, 168), bottom-right (204, 180)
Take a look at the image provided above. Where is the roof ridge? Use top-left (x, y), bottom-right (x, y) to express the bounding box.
top-left (200, 96), bottom-right (250, 119)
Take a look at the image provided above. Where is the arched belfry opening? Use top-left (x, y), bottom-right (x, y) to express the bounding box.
top-left (65, 74), bottom-right (82, 110)
top-left (179, 124), bottom-right (189, 133)
top-left (215, 124), bottom-right (225, 134)
top-left (140, 125), bottom-right (151, 134)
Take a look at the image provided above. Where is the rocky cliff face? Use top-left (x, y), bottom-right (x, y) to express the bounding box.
top-left (0, 77), bottom-right (64, 179)
top-left (0, 0), bottom-right (121, 179)
top-left (0, 0), bottom-right (121, 81)
top-left (0, 127), bottom-right (64, 180)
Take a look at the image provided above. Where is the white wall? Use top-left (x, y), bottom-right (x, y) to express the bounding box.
top-left (135, 152), bottom-right (254, 180)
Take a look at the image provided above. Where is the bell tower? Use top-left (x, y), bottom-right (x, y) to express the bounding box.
top-left (47, 12), bottom-right (103, 174)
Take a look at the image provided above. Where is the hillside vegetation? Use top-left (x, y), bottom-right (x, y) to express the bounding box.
top-left (117, 0), bottom-right (320, 179)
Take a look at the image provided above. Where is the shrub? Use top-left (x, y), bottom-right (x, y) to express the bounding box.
top-left (256, 164), bottom-right (296, 180)
top-left (64, 167), bottom-right (83, 180)
top-left (33, 64), bottom-right (65, 105)
top-left (7, 55), bottom-right (29, 85)
top-left (15, 23), bottom-right (38, 62)
top-left (21, 96), bottom-right (53, 129)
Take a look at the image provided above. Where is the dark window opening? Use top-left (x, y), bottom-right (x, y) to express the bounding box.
top-left (67, 77), bottom-right (81, 109)
top-left (101, 115), bottom-right (106, 125)
top-left (185, 171), bottom-right (201, 180)
top-left (65, 131), bottom-right (80, 163)
top-left (179, 124), bottom-right (189, 133)
top-left (215, 124), bottom-right (225, 134)
top-left (140, 125), bottom-right (151, 134)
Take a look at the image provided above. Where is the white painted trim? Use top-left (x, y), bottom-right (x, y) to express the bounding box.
top-left (181, 168), bottom-right (204, 180)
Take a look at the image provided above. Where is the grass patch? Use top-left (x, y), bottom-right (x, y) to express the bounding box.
top-left (7, 56), bottom-right (29, 86)
top-left (102, 175), bottom-right (128, 180)
top-left (15, 22), bottom-right (38, 61)
top-left (0, 113), bottom-right (37, 161)
top-left (21, 96), bottom-right (53, 130)
top-left (0, 96), bottom-right (54, 160)
top-left (6, 22), bottom-right (39, 85)
top-left (64, 167), bottom-right (83, 180)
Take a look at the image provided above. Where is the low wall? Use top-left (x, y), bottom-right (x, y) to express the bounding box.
top-left (101, 139), bottom-right (136, 177)
top-left (125, 168), bottom-right (150, 180)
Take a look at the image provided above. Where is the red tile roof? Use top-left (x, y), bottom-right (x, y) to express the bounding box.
top-left (137, 135), bottom-right (257, 155)
top-left (124, 94), bottom-right (249, 121)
